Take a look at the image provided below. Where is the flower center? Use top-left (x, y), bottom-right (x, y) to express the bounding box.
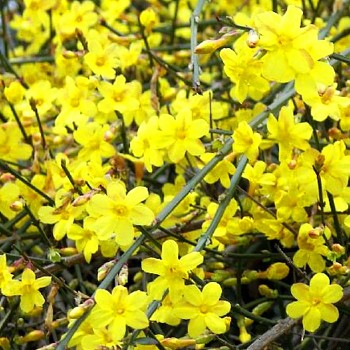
top-left (115, 204), bottom-right (128, 217)
top-left (200, 305), bottom-right (209, 314)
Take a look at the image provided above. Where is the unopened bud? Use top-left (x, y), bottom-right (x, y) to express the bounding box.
top-left (332, 244), bottom-right (345, 255)
top-left (222, 277), bottom-right (237, 287)
top-left (53, 135), bottom-right (64, 145)
top-left (161, 338), bottom-right (196, 349)
top-left (328, 127), bottom-right (343, 140)
top-left (47, 248), bottom-right (61, 263)
top-left (133, 271), bottom-right (143, 283)
top-left (195, 30), bottom-right (241, 55)
top-left (68, 299), bottom-right (94, 320)
top-left (211, 270), bottom-right (232, 282)
top-left (117, 264), bottom-right (128, 286)
top-left (258, 284), bottom-right (278, 298)
top-left (15, 330), bottom-right (45, 344)
top-left (10, 200), bottom-right (24, 212)
top-left (207, 262), bottom-right (225, 270)
top-left (0, 337), bottom-right (10, 350)
top-left (104, 130), bottom-right (114, 142)
top-left (239, 326), bottom-right (251, 344)
top-left (266, 262), bottom-right (289, 280)
top-left (328, 262), bottom-right (348, 275)
top-left (0, 173), bottom-right (15, 182)
top-left (308, 227), bottom-right (322, 239)
top-left (59, 247), bottom-right (78, 256)
top-left (62, 50), bottom-right (79, 59)
top-left (246, 29), bottom-right (259, 48)
top-left (97, 260), bottom-right (116, 281)
top-left (51, 317), bottom-right (69, 329)
top-left (195, 334), bottom-right (216, 344)
top-left (288, 159), bottom-right (297, 170)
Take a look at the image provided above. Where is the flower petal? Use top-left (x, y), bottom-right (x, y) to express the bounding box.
top-left (321, 284), bottom-right (343, 304)
top-left (188, 316), bottom-right (206, 337)
top-left (142, 258), bottom-right (165, 276)
top-left (183, 285), bottom-right (202, 306)
top-left (291, 283), bottom-right (309, 301)
top-left (179, 252), bottom-right (203, 271)
top-left (125, 309), bottom-right (149, 329)
top-left (286, 301), bottom-right (309, 319)
top-left (205, 313), bottom-right (227, 334)
top-left (319, 303), bottom-right (339, 323)
top-left (303, 307), bottom-right (321, 332)
top-left (161, 240), bottom-right (178, 265)
top-left (126, 186), bottom-right (149, 206)
top-left (310, 273), bottom-right (329, 293)
top-left (202, 282), bottom-right (222, 305)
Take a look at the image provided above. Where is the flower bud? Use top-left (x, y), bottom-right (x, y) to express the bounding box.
top-left (266, 262), bottom-right (289, 280)
top-left (117, 264), bottom-right (128, 286)
top-left (161, 337), bottom-right (196, 349)
top-left (0, 337), bottom-right (10, 350)
top-left (97, 260), bottom-right (116, 281)
top-left (15, 330), bottom-right (45, 344)
top-left (59, 247), bottom-right (78, 256)
top-left (246, 29), bottom-right (259, 48)
top-left (258, 284), bottom-right (278, 298)
top-left (332, 244), bottom-right (345, 255)
top-left (10, 200), bottom-right (24, 212)
top-left (47, 248), bottom-right (61, 263)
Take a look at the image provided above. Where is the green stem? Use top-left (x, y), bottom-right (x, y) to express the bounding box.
top-left (0, 160), bottom-right (54, 205)
top-left (190, 0), bottom-right (206, 92)
top-left (194, 156), bottom-right (248, 252)
top-left (319, 0), bottom-right (350, 39)
top-left (8, 102), bottom-right (32, 146)
top-left (330, 53), bottom-right (350, 65)
top-left (56, 234), bottom-right (147, 350)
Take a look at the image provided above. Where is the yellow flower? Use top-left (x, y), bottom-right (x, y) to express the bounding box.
top-left (232, 121), bottom-right (261, 162)
top-left (319, 141), bottom-right (350, 196)
top-left (254, 5), bottom-right (332, 83)
top-left (0, 123), bottom-right (32, 163)
top-left (265, 105), bottom-right (313, 161)
top-left (57, 1), bottom-right (98, 39)
top-left (199, 152), bottom-right (236, 189)
top-left (87, 181), bottom-right (154, 246)
top-left (173, 282), bottom-right (231, 337)
top-left (0, 254), bottom-right (14, 292)
top-left (302, 84), bottom-right (350, 122)
top-left (0, 182), bottom-right (20, 219)
top-left (293, 223), bottom-right (329, 273)
top-left (38, 189), bottom-right (85, 241)
top-left (73, 122), bottom-right (116, 163)
top-left (84, 35), bottom-right (119, 80)
top-left (141, 240), bottom-right (203, 301)
top-left (286, 273), bottom-right (343, 332)
top-left (220, 37), bottom-right (269, 103)
top-left (90, 285), bottom-right (149, 340)
top-left (154, 109), bottom-right (209, 163)
top-left (8, 269), bottom-right (51, 313)
top-left (130, 116), bottom-right (165, 172)
top-left (67, 218), bottom-right (100, 263)
top-left (97, 75), bottom-right (139, 114)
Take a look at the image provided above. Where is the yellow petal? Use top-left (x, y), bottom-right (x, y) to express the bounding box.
top-left (318, 303), bottom-right (339, 323)
top-left (161, 240), bottom-right (178, 265)
top-left (286, 301), bottom-right (309, 319)
top-left (321, 284), bottom-right (343, 304)
top-left (302, 307), bottom-right (321, 332)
